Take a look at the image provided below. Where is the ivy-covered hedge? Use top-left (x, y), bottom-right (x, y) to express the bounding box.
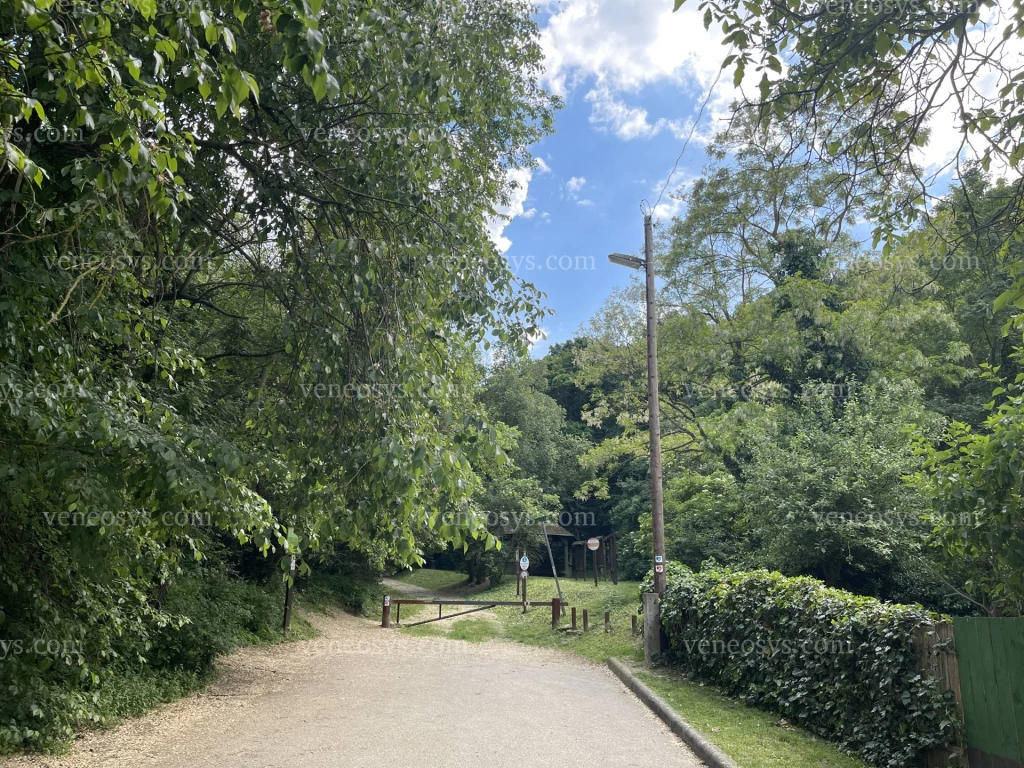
top-left (643, 563), bottom-right (960, 768)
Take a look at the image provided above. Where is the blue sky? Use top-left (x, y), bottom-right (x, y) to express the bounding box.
top-left (486, 0), bottom-right (738, 356)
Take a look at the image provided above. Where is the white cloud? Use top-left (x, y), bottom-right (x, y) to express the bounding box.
top-left (541, 212), bottom-right (551, 222)
top-left (540, 0), bottom-right (724, 94)
top-left (522, 207), bottom-right (537, 219)
top-left (585, 84), bottom-right (692, 141)
top-left (538, 0), bottom-right (760, 145)
top-left (565, 176), bottom-right (593, 205)
top-left (536, 157), bottom-right (552, 174)
top-left (486, 167), bottom-right (532, 254)
top-left (567, 176), bottom-right (587, 194)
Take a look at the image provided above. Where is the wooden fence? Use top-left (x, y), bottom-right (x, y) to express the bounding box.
top-left (916, 622), bottom-right (965, 768)
top-left (916, 618), bottom-right (1024, 768)
top-left (953, 617), bottom-right (1024, 768)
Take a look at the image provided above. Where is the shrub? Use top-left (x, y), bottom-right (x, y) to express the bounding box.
top-left (147, 566), bottom-right (284, 672)
top-left (0, 562), bottom-right (287, 754)
top-left (643, 562), bottom-right (960, 768)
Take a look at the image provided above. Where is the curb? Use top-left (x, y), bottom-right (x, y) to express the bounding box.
top-left (607, 658), bottom-right (740, 768)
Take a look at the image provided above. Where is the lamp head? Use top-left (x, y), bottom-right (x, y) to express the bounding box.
top-left (608, 253), bottom-right (645, 270)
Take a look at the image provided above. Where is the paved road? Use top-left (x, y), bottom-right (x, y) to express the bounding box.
top-left (9, 604), bottom-right (704, 768)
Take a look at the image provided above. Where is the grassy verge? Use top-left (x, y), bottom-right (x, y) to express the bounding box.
top-left (637, 668), bottom-right (867, 768)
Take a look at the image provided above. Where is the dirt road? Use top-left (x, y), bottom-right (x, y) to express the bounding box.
top-left (7, 604), bottom-right (704, 768)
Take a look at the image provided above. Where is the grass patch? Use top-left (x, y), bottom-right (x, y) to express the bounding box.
top-left (637, 669), bottom-right (867, 768)
top-left (392, 568), bottom-right (470, 592)
top-left (448, 619), bottom-right (500, 642)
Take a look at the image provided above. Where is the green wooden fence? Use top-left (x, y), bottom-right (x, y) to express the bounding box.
top-left (953, 617), bottom-right (1024, 768)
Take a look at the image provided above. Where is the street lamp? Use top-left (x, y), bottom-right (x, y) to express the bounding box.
top-left (607, 215), bottom-right (666, 596)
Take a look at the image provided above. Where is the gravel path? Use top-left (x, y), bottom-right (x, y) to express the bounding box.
top-left (5, 606), bottom-right (704, 768)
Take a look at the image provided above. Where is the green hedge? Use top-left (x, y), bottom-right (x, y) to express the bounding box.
top-left (643, 563), bottom-right (960, 767)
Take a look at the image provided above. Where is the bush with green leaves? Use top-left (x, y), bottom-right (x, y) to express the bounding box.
top-left (0, 562), bottom-right (287, 753)
top-left (644, 562), bottom-right (960, 768)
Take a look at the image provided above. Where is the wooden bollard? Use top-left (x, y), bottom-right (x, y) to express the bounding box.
top-left (571, 607), bottom-right (577, 630)
top-left (381, 595), bottom-right (391, 628)
top-left (631, 614), bottom-right (638, 636)
top-left (605, 611), bottom-right (611, 632)
top-left (551, 597), bottom-right (561, 629)
top-left (583, 609), bottom-right (589, 632)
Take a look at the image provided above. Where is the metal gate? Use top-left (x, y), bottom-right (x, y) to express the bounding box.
top-left (381, 596), bottom-right (565, 628)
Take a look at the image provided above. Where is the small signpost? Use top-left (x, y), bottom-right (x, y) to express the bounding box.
top-left (283, 555), bottom-right (297, 633)
top-left (587, 537), bottom-right (600, 586)
top-left (520, 555), bottom-right (529, 612)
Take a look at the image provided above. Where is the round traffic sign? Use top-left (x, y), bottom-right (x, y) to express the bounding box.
top-left (519, 554), bottom-right (530, 570)
top-left (587, 537), bottom-right (600, 551)
top-left (519, 569), bottom-right (529, 580)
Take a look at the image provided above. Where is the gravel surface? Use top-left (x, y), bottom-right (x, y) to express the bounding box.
top-left (5, 606), bottom-right (704, 768)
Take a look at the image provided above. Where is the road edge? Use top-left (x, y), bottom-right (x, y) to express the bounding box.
top-left (607, 657), bottom-right (740, 768)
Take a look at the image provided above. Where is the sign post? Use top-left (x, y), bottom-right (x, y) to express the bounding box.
top-left (519, 554), bottom-right (529, 613)
top-left (587, 537), bottom-right (600, 586)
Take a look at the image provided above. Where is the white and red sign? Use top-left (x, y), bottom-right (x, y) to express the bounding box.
top-left (587, 537), bottom-right (600, 551)
top-left (654, 564), bottom-right (665, 574)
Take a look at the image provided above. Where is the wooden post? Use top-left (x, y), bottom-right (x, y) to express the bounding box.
top-left (593, 546), bottom-right (598, 587)
top-left (522, 574), bottom-right (528, 613)
top-left (571, 607), bottom-right (577, 630)
top-left (583, 609), bottom-right (589, 632)
top-left (381, 595), bottom-right (392, 628)
top-left (282, 555), bottom-right (296, 633)
top-left (631, 614), bottom-right (638, 636)
top-left (515, 548), bottom-right (520, 597)
top-left (643, 592), bottom-right (663, 665)
top-left (611, 537), bottom-right (619, 585)
top-left (551, 597), bottom-right (560, 629)
top-left (605, 611), bottom-right (611, 632)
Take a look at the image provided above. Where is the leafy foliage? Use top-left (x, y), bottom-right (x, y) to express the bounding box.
top-left (916, 356), bottom-right (1024, 616)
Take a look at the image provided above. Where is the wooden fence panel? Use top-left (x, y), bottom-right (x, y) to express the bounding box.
top-left (953, 617), bottom-right (1024, 768)
top-left (916, 622), bottom-right (965, 768)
